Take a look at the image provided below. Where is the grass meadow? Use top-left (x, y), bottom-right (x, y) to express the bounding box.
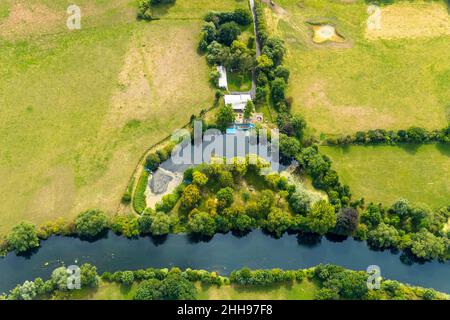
top-left (61, 279), bottom-right (318, 300)
top-left (320, 144), bottom-right (450, 208)
top-left (0, 0), bottom-right (246, 235)
top-left (264, 0), bottom-right (450, 136)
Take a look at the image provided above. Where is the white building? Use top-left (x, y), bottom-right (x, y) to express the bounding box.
top-left (224, 94), bottom-right (252, 112)
top-left (217, 66), bottom-right (228, 89)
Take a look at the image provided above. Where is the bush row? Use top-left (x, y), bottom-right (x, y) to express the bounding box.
top-left (325, 125), bottom-right (450, 145)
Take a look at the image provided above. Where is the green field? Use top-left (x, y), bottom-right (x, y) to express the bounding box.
top-left (228, 71), bottom-right (253, 91)
top-left (61, 280), bottom-right (318, 300)
top-left (320, 144), bottom-right (450, 208)
top-left (265, 0), bottom-right (450, 135)
top-left (0, 0), bottom-right (246, 235)
top-left (197, 281), bottom-right (318, 300)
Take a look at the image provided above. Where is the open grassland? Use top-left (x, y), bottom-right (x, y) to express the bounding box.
top-left (265, 0), bottom-right (450, 135)
top-left (320, 144), bottom-right (450, 208)
top-left (61, 279), bottom-right (317, 300)
top-left (197, 280), bottom-right (318, 300)
top-left (0, 0), bottom-right (244, 235)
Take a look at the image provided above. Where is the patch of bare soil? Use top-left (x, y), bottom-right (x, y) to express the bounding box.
top-left (366, 3), bottom-right (450, 40)
top-left (103, 35), bottom-right (153, 131)
top-left (0, 2), bottom-right (63, 39)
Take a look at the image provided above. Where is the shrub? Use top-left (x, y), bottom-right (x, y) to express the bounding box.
top-left (75, 210), bottom-right (109, 238)
top-left (367, 223), bottom-right (400, 249)
top-left (133, 170), bottom-right (149, 214)
top-left (270, 77), bottom-right (286, 104)
top-left (80, 264), bottom-right (99, 288)
top-left (305, 201), bottom-right (336, 235)
top-left (6, 222), bottom-right (40, 254)
top-left (216, 187), bottom-right (234, 211)
top-left (155, 192), bottom-right (179, 213)
top-left (217, 22), bottom-right (241, 46)
top-left (111, 214), bottom-right (139, 238)
top-left (334, 207), bottom-right (359, 236)
top-left (180, 184), bottom-right (201, 211)
top-left (150, 212), bottom-right (171, 236)
top-left (233, 8), bottom-right (252, 25)
top-left (187, 211), bottom-right (216, 236)
top-left (121, 192), bottom-right (132, 205)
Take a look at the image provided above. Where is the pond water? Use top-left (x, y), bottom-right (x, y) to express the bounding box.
top-left (1, 230), bottom-right (449, 294)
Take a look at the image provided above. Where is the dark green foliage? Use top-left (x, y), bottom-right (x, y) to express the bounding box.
top-left (187, 210), bottom-right (216, 236)
top-left (216, 187), bottom-right (234, 211)
top-left (218, 22), bottom-right (241, 46)
top-left (367, 223), bottom-right (400, 248)
top-left (80, 264), bottom-right (98, 288)
top-left (232, 8), bottom-right (253, 26)
top-left (133, 170), bottom-right (149, 214)
top-left (110, 214), bottom-right (139, 238)
top-left (216, 104), bottom-right (235, 131)
top-left (334, 207), bottom-right (359, 236)
top-left (277, 113), bottom-right (306, 140)
top-left (262, 38), bottom-right (285, 66)
top-left (270, 77), bottom-right (286, 104)
top-left (279, 133), bottom-right (301, 162)
top-left (75, 210), bottom-right (109, 238)
top-left (6, 222), bottom-right (40, 254)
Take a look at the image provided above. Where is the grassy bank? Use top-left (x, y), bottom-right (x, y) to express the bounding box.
top-left (320, 144), bottom-right (450, 208)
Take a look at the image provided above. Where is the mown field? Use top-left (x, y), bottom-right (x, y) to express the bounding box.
top-left (62, 280), bottom-right (318, 300)
top-left (320, 144), bottom-right (450, 208)
top-left (0, 0), bottom-right (246, 235)
top-left (264, 0), bottom-right (450, 135)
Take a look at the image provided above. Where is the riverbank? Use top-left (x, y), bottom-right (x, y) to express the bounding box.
top-left (1, 230), bottom-right (450, 294)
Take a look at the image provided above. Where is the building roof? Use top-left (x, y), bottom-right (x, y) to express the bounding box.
top-left (224, 94), bottom-right (252, 111)
top-left (217, 66), bottom-right (228, 89)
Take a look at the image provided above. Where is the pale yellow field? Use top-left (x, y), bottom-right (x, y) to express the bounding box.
top-left (366, 2), bottom-right (450, 40)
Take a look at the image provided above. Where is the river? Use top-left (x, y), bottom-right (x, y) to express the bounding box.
top-left (1, 230), bottom-right (449, 294)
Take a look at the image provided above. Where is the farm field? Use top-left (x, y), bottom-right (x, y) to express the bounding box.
top-left (0, 0), bottom-right (246, 235)
top-left (264, 0), bottom-right (450, 136)
top-left (320, 144), bottom-right (450, 208)
top-left (197, 281), bottom-right (318, 300)
top-left (62, 280), bottom-right (318, 300)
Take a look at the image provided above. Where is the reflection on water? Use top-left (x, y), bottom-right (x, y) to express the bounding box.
top-left (1, 230), bottom-right (449, 294)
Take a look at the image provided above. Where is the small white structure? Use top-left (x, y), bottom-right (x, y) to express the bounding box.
top-left (224, 94), bottom-right (252, 112)
top-left (217, 66), bottom-right (228, 89)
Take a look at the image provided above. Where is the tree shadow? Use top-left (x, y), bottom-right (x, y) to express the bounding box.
top-left (436, 143), bottom-right (450, 157)
top-left (187, 233), bottom-right (214, 244)
top-left (398, 143), bottom-right (421, 155)
top-left (151, 2), bottom-right (177, 18)
top-left (363, 0), bottom-right (395, 5)
top-left (325, 233), bottom-right (348, 243)
top-left (296, 232), bottom-right (322, 247)
top-left (149, 234), bottom-right (169, 246)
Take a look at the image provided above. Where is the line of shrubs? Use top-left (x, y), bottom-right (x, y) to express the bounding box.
top-left (5, 264), bottom-right (446, 300)
top-left (325, 125), bottom-right (450, 145)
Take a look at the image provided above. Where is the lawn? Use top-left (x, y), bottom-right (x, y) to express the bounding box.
top-left (0, 0), bottom-right (244, 235)
top-left (264, 0), bottom-right (450, 135)
top-left (197, 280), bottom-right (318, 300)
top-left (62, 279), bottom-right (317, 300)
top-left (228, 71), bottom-right (253, 91)
top-left (320, 144), bottom-right (450, 208)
